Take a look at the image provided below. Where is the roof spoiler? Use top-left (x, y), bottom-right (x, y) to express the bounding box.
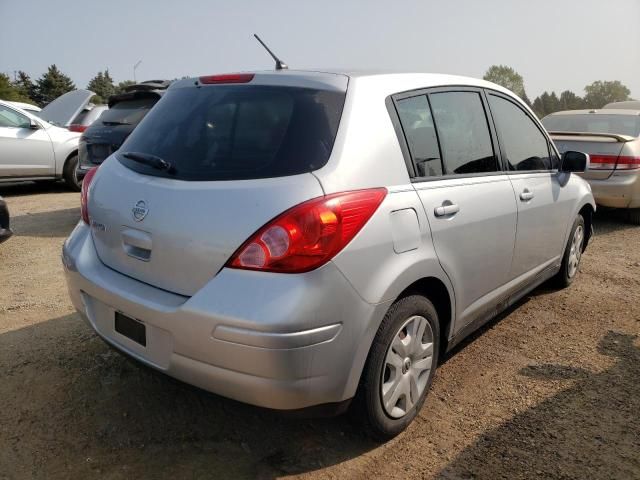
top-left (548, 131), bottom-right (635, 143)
top-left (123, 80), bottom-right (172, 92)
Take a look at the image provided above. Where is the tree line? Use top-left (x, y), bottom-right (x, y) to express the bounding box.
top-left (1, 63), bottom-right (634, 118)
top-left (0, 64), bottom-right (135, 107)
top-left (483, 65), bottom-right (633, 118)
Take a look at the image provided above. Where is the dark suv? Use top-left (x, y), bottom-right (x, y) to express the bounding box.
top-left (78, 80), bottom-right (171, 175)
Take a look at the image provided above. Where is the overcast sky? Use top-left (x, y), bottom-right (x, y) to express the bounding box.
top-left (1, 0), bottom-right (639, 99)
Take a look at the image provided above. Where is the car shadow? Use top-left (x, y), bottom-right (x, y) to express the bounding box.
top-left (10, 207), bottom-right (80, 238)
top-left (0, 314), bottom-right (376, 479)
top-left (438, 331), bottom-right (640, 479)
top-left (0, 181), bottom-right (72, 197)
top-left (592, 208), bottom-right (638, 235)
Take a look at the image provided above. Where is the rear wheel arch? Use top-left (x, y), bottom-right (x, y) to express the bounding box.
top-left (394, 276), bottom-right (454, 357)
top-left (349, 275), bottom-right (454, 403)
top-left (63, 149), bottom-right (79, 168)
top-left (352, 281), bottom-right (452, 439)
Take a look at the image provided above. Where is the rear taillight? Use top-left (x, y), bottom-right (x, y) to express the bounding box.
top-left (198, 73), bottom-right (255, 84)
top-left (227, 188), bottom-right (387, 273)
top-left (589, 154), bottom-right (618, 170)
top-left (81, 167), bottom-right (99, 224)
top-left (589, 154), bottom-right (640, 170)
top-left (614, 156), bottom-right (640, 170)
top-left (69, 124), bottom-right (87, 132)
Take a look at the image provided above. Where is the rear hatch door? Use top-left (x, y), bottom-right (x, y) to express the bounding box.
top-left (38, 89), bottom-right (94, 127)
top-left (89, 160), bottom-right (323, 296)
top-left (87, 74), bottom-right (347, 296)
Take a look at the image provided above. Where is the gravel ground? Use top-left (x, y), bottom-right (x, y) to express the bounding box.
top-left (0, 182), bottom-right (638, 480)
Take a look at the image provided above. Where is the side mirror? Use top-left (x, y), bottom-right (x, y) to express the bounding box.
top-left (29, 118), bottom-right (41, 130)
top-left (561, 151), bottom-right (588, 173)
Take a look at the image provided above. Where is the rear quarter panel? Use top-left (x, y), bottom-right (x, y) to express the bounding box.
top-left (331, 188), bottom-right (455, 333)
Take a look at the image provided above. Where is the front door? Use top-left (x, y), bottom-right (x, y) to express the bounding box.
top-left (486, 92), bottom-right (575, 279)
top-left (393, 89), bottom-right (517, 329)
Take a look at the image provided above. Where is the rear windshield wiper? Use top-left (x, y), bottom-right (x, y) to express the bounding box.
top-left (121, 152), bottom-right (173, 172)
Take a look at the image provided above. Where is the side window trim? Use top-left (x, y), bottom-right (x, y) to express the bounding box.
top-left (389, 85), bottom-right (505, 183)
top-left (385, 95), bottom-right (417, 178)
top-left (424, 94), bottom-right (446, 176)
top-left (484, 89), bottom-right (558, 174)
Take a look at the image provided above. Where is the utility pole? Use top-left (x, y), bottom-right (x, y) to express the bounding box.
top-left (133, 60), bottom-right (142, 83)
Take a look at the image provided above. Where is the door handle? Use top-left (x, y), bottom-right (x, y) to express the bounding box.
top-left (520, 189), bottom-right (534, 201)
top-left (434, 203), bottom-right (460, 217)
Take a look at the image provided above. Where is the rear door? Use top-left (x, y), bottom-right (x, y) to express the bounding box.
top-left (0, 104), bottom-right (54, 177)
top-left (486, 92), bottom-right (575, 279)
top-left (394, 88), bottom-right (517, 328)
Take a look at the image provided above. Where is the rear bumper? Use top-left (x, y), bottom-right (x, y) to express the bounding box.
top-left (62, 223), bottom-right (389, 410)
top-left (587, 171), bottom-right (640, 208)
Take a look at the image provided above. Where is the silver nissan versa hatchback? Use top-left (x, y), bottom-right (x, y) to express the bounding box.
top-left (63, 70), bottom-right (595, 439)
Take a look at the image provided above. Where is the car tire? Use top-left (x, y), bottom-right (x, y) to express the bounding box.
top-left (353, 294), bottom-right (440, 440)
top-left (63, 154), bottom-right (81, 191)
top-left (553, 213), bottom-right (585, 288)
top-left (628, 208), bottom-right (640, 225)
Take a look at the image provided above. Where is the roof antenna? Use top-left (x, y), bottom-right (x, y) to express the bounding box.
top-left (253, 34), bottom-right (288, 70)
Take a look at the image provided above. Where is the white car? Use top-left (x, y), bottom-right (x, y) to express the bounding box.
top-left (0, 90), bottom-right (94, 190)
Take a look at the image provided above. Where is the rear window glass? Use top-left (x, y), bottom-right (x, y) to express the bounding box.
top-left (542, 114), bottom-right (640, 137)
top-left (118, 85), bottom-right (346, 181)
top-left (100, 97), bottom-right (157, 126)
top-left (73, 105), bottom-right (107, 126)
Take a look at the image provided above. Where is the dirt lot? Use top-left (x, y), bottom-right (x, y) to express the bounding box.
top-left (0, 182), bottom-right (638, 480)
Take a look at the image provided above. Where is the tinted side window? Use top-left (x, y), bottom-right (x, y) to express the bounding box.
top-left (488, 94), bottom-right (552, 171)
top-left (396, 95), bottom-right (443, 177)
top-left (429, 92), bottom-right (497, 174)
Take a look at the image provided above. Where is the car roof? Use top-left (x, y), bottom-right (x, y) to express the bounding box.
top-left (603, 100), bottom-right (640, 110)
top-left (547, 109), bottom-right (640, 116)
top-left (173, 69), bottom-right (519, 98)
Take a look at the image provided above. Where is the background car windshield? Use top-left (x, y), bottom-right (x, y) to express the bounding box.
top-left (118, 85), bottom-right (346, 181)
top-left (542, 114), bottom-right (640, 137)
